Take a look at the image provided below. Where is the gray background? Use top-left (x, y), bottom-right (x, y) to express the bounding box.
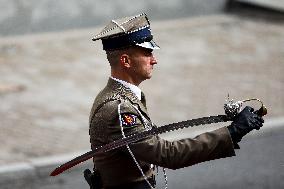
top-left (0, 0), bottom-right (283, 189)
top-left (0, 0), bottom-right (228, 36)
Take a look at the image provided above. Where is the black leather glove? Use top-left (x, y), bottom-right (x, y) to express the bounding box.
top-left (227, 106), bottom-right (264, 146)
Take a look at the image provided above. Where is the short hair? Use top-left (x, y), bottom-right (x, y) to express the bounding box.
top-left (106, 47), bottom-right (134, 68)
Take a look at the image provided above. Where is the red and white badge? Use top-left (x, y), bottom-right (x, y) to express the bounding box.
top-left (121, 114), bottom-right (137, 127)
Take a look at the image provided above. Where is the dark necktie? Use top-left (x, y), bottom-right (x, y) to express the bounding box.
top-left (141, 91), bottom-right (147, 107)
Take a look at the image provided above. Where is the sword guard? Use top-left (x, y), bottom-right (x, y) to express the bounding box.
top-left (224, 96), bottom-right (267, 119)
top-left (242, 98), bottom-right (267, 117)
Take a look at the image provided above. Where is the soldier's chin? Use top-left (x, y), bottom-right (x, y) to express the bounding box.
top-left (146, 73), bottom-right (152, 79)
top-left (142, 76), bottom-right (151, 82)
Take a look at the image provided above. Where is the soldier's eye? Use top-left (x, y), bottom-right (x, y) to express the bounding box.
top-left (145, 51), bottom-right (152, 57)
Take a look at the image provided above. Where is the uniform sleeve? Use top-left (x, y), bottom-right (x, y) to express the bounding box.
top-left (98, 100), bottom-right (236, 170)
top-left (129, 127), bottom-right (236, 169)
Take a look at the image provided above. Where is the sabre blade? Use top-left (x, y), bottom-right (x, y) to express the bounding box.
top-left (50, 115), bottom-right (230, 176)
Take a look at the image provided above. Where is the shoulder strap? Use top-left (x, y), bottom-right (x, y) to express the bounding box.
top-left (89, 94), bottom-right (132, 126)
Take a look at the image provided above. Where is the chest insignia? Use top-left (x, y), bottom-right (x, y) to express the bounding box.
top-left (122, 114), bottom-right (137, 127)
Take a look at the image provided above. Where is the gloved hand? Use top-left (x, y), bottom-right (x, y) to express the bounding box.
top-left (227, 106), bottom-right (264, 145)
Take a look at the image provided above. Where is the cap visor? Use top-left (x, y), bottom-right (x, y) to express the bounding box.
top-left (136, 40), bottom-right (160, 50)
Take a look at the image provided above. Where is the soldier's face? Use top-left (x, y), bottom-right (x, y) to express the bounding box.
top-left (129, 47), bottom-right (157, 82)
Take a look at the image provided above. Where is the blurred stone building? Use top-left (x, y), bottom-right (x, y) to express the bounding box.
top-left (1, 0), bottom-right (282, 36)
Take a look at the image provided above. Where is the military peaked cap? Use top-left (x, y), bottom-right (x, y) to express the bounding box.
top-left (92, 13), bottom-right (160, 51)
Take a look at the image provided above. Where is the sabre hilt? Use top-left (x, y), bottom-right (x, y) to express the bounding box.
top-left (224, 97), bottom-right (267, 120)
top-left (243, 98), bottom-right (267, 117)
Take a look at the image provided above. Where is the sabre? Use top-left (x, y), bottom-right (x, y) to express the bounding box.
top-left (50, 98), bottom-right (267, 176)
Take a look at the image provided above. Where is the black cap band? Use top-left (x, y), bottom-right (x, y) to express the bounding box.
top-left (101, 26), bottom-right (153, 51)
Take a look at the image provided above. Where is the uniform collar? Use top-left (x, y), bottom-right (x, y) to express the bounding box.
top-left (106, 78), bottom-right (150, 119)
top-left (110, 77), bottom-right (142, 100)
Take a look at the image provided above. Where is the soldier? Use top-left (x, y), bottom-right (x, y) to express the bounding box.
top-left (87, 13), bottom-right (264, 189)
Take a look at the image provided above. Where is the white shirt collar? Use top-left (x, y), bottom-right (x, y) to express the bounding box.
top-left (110, 77), bottom-right (142, 100)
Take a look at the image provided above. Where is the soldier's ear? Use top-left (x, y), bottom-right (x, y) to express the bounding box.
top-left (120, 54), bottom-right (131, 68)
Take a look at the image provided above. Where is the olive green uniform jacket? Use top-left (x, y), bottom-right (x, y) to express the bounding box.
top-left (89, 78), bottom-right (235, 187)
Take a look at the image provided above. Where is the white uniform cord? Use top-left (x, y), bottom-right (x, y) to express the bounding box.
top-left (163, 167), bottom-right (168, 189)
top-left (132, 105), bottom-right (168, 189)
top-left (118, 103), bottom-right (155, 189)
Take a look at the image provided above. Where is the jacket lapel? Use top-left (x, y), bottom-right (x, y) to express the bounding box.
top-left (130, 96), bottom-right (150, 120)
top-left (106, 78), bottom-right (150, 120)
